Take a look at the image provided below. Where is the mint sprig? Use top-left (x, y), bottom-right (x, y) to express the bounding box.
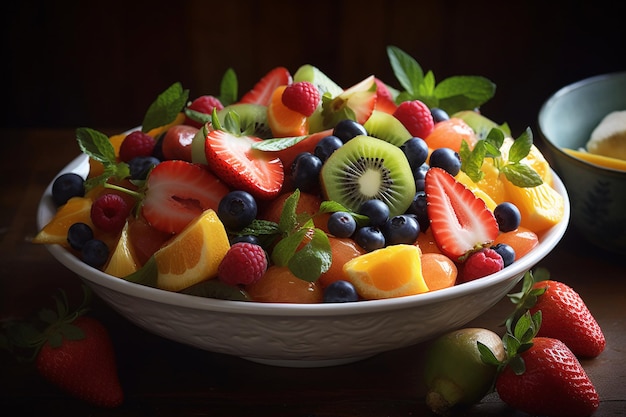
top-left (459, 127), bottom-right (544, 188)
top-left (142, 82), bottom-right (189, 133)
top-left (76, 127), bottom-right (130, 191)
top-left (387, 45), bottom-right (496, 114)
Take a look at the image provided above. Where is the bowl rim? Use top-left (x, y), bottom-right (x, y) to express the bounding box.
top-left (38, 153), bottom-right (570, 317)
top-left (538, 71), bottom-right (626, 175)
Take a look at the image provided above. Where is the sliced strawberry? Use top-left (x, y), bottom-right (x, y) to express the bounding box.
top-left (374, 77), bottom-right (398, 114)
top-left (425, 167), bottom-right (499, 261)
top-left (142, 160), bottom-right (230, 234)
top-left (204, 130), bottom-right (284, 200)
top-left (321, 75), bottom-right (377, 128)
top-left (239, 67), bottom-right (292, 106)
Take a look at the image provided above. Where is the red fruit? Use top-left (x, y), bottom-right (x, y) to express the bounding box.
top-left (142, 160), bottom-right (230, 234)
top-left (282, 81), bottom-right (320, 116)
top-left (118, 131), bottom-right (156, 163)
top-left (204, 129), bottom-right (284, 200)
top-left (530, 280), bottom-right (606, 358)
top-left (161, 124), bottom-right (199, 162)
top-left (393, 99), bottom-right (435, 139)
top-left (218, 242), bottom-right (268, 286)
top-left (36, 316), bottom-right (124, 408)
top-left (127, 214), bottom-right (172, 266)
top-left (239, 67), bottom-right (292, 106)
top-left (496, 337), bottom-right (599, 417)
top-left (459, 247), bottom-right (504, 283)
top-left (374, 78), bottom-right (398, 114)
top-left (184, 95), bottom-right (224, 128)
top-left (90, 193), bottom-right (131, 234)
top-left (269, 128), bottom-right (334, 173)
top-left (425, 167), bottom-right (499, 261)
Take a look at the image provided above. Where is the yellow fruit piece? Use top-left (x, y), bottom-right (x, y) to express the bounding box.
top-left (154, 209), bottom-right (230, 292)
top-left (455, 171), bottom-right (498, 211)
top-left (343, 244), bottom-right (429, 300)
top-left (104, 221), bottom-right (138, 278)
top-left (503, 178), bottom-right (565, 233)
top-left (33, 197), bottom-right (94, 246)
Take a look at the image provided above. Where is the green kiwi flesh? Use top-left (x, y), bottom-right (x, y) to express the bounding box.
top-left (216, 103), bottom-right (273, 139)
top-left (363, 110), bottom-right (413, 146)
top-left (321, 135), bottom-right (416, 217)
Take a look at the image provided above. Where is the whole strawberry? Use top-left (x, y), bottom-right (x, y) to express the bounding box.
top-left (496, 337), bottom-right (599, 417)
top-left (530, 280), bottom-right (606, 358)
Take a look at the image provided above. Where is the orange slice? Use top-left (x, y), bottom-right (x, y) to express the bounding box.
top-left (343, 244), bottom-right (429, 300)
top-left (421, 252), bottom-right (458, 291)
top-left (267, 86), bottom-right (309, 137)
top-left (502, 179), bottom-right (565, 233)
top-left (154, 209), bottom-right (230, 292)
top-left (104, 221), bottom-right (138, 278)
top-left (33, 197), bottom-right (94, 247)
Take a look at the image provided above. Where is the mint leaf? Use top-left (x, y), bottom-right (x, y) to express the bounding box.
top-left (287, 228), bottom-right (332, 282)
top-left (180, 279), bottom-right (249, 301)
top-left (123, 256), bottom-right (158, 287)
top-left (435, 76), bottom-right (496, 114)
top-left (142, 82), bottom-right (189, 133)
top-left (386, 45), bottom-right (424, 96)
top-left (508, 128), bottom-right (533, 163)
top-left (219, 68), bottom-right (238, 106)
top-left (252, 135), bottom-right (309, 152)
top-left (76, 127), bottom-right (116, 164)
top-left (271, 227), bottom-right (308, 267)
top-left (278, 189), bottom-right (300, 233)
top-left (501, 163), bottom-right (544, 187)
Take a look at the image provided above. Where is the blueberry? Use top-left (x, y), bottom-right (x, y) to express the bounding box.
top-left (230, 234), bottom-right (261, 246)
top-left (358, 199), bottom-right (390, 227)
top-left (129, 155), bottom-right (160, 180)
top-left (291, 152), bottom-right (322, 192)
top-left (400, 137), bottom-right (429, 170)
top-left (314, 135), bottom-right (343, 162)
top-left (332, 119), bottom-right (367, 143)
top-left (491, 243), bottom-right (516, 267)
top-left (81, 239), bottom-right (109, 268)
top-left (218, 190), bottom-right (258, 231)
top-left (382, 214), bottom-right (420, 245)
top-left (430, 107), bottom-right (450, 123)
top-left (429, 147), bottom-right (461, 176)
top-left (51, 172), bottom-right (85, 206)
top-left (327, 211), bottom-right (357, 238)
top-left (354, 226), bottom-right (386, 252)
top-left (67, 222), bottom-right (94, 250)
top-left (407, 191), bottom-right (429, 232)
top-left (494, 202), bottom-right (521, 232)
top-left (323, 280), bottom-right (359, 303)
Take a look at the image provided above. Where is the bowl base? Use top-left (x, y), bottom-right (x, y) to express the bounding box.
top-left (241, 354), bottom-right (375, 368)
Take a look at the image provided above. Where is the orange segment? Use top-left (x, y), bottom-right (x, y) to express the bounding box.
top-left (104, 221), bottom-right (139, 277)
top-left (318, 237), bottom-right (367, 288)
top-left (502, 177), bottom-right (565, 233)
top-left (343, 244), bottom-right (429, 300)
top-left (154, 209), bottom-right (230, 292)
top-left (493, 227), bottom-right (538, 260)
top-left (267, 86), bottom-right (309, 137)
top-left (33, 197), bottom-right (94, 247)
top-left (425, 118), bottom-right (478, 152)
top-left (245, 265), bottom-right (323, 303)
top-left (421, 252), bottom-right (458, 291)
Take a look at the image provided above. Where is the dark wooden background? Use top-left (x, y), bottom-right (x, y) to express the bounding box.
top-left (3, 0), bottom-right (625, 137)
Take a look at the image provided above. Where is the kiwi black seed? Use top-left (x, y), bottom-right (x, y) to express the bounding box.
top-left (216, 103), bottom-right (273, 139)
top-left (363, 110), bottom-right (413, 146)
top-left (320, 135), bottom-right (416, 217)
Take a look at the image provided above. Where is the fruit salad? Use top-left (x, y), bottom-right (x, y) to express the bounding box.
top-left (34, 46), bottom-right (566, 303)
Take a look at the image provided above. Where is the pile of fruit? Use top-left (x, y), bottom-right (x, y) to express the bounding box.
top-left (34, 46), bottom-right (566, 303)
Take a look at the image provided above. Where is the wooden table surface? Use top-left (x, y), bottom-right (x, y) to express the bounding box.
top-left (1, 128), bottom-right (624, 416)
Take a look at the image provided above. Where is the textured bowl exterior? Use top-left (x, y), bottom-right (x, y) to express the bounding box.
top-left (38, 154), bottom-right (569, 367)
top-left (538, 72), bottom-right (626, 254)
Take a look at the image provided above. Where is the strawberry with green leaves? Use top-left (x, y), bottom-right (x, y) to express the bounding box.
top-left (424, 167), bottom-right (499, 261)
top-left (1, 287), bottom-right (124, 408)
top-left (481, 308), bottom-right (599, 417)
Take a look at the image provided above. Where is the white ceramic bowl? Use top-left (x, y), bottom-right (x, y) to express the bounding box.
top-left (38, 153), bottom-right (570, 367)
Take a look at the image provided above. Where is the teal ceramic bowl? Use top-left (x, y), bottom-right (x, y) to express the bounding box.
top-left (538, 72), bottom-right (626, 254)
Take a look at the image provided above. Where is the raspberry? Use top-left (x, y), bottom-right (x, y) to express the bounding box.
top-left (184, 95), bottom-right (224, 128)
top-left (460, 248), bottom-right (504, 283)
top-left (218, 242), bottom-right (268, 286)
top-left (393, 100), bottom-right (435, 139)
top-left (281, 81), bottom-right (320, 117)
top-left (90, 193), bottom-right (131, 233)
top-left (119, 131), bottom-right (156, 163)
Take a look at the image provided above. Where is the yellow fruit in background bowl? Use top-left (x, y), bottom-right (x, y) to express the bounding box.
top-left (343, 244), bottom-right (429, 300)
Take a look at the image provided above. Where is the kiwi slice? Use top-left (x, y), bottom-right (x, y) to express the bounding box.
top-left (216, 103), bottom-right (273, 139)
top-left (321, 135), bottom-right (416, 217)
top-left (452, 110), bottom-right (511, 139)
top-left (363, 110), bottom-right (413, 146)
